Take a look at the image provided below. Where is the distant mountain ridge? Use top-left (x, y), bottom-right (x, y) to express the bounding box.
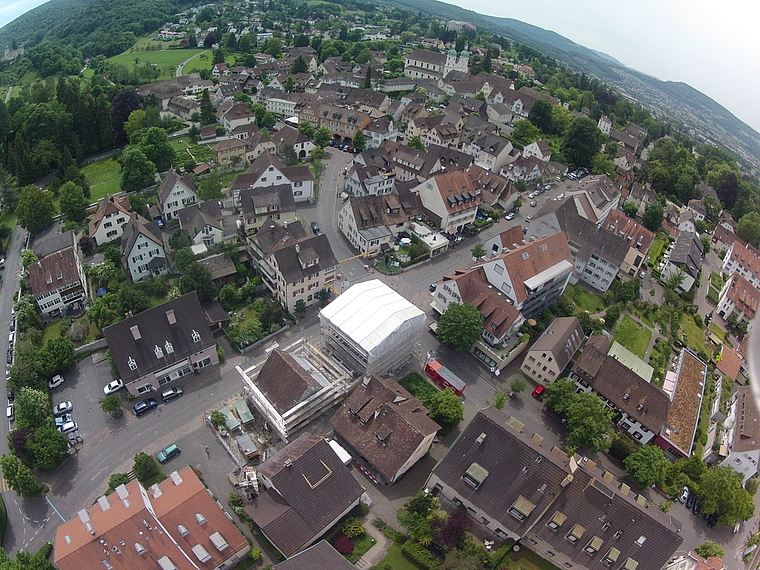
top-left (383, 0), bottom-right (760, 167)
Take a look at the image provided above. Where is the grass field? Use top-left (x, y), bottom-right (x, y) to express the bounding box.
top-left (630, 306), bottom-right (656, 329)
top-left (648, 235), bottom-right (668, 266)
top-left (707, 286), bottom-right (720, 306)
top-left (710, 322), bottom-right (727, 341)
top-left (82, 159), bottom-right (123, 201)
top-left (182, 51), bottom-right (213, 75)
top-left (107, 48), bottom-right (205, 80)
top-left (613, 315), bottom-right (652, 358)
top-left (681, 313), bottom-right (705, 352)
top-left (377, 543), bottom-right (422, 570)
top-left (564, 283), bottom-right (605, 314)
top-left (710, 271), bottom-right (725, 290)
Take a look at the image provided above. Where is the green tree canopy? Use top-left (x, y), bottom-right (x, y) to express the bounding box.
top-left (618, 277), bottom-right (641, 303)
top-left (528, 98), bottom-right (553, 133)
top-left (565, 392), bottom-right (615, 452)
top-left (694, 541), bottom-right (725, 559)
top-left (512, 120), bottom-right (541, 145)
top-left (407, 136), bottom-right (426, 152)
top-left (130, 127), bottom-right (175, 172)
top-left (25, 424), bottom-right (69, 472)
top-left (737, 211), bottom-right (760, 247)
top-left (40, 337), bottom-right (74, 377)
top-left (58, 181), bottom-right (87, 223)
top-left (99, 393), bottom-right (123, 417)
top-left (0, 454), bottom-right (46, 497)
top-left (698, 465), bottom-right (754, 526)
top-left (16, 387), bottom-right (53, 430)
top-left (624, 444), bottom-right (669, 487)
top-left (470, 242), bottom-right (486, 260)
top-left (120, 147), bottom-right (156, 193)
top-left (178, 262), bottom-right (216, 302)
top-left (437, 303), bottom-right (482, 351)
top-left (642, 201), bottom-right (664, 232)
top-left (427, 388), bottom-right (464, 433)
top-left (543, 378), bottom-right (576, 415)
top-left (290, 54), bottom-right (308, 74)
top-left (313, 127), bottom-right (331, 148)
top-left (352, 129), bottom-right (366, 152)
top-left (16, 185), bottom-right (55, 234)
top-left (133, 451), bottom-right (162, 484)
top-left (562, 116), bottom-right (605, 168)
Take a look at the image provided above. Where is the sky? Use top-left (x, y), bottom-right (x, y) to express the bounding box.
top-left (442, 0), bottom-right (760, 133)
top-left (0, 0), bottom-right (758, 133)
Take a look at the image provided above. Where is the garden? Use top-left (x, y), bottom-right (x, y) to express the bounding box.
top-left (81, 158), bottom-right (123, 202)
top-left (107, 48), bottom-right (206, 81)
top-left (562, 283), bottom-right (605, 314)
top-left (612, 315), bottom-right (652, 358)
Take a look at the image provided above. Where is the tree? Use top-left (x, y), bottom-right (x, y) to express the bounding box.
top-left (298, 121), bottom-right (314, 138)
top-left (591, 152), bottom-right (615, 176)
top-left (21, 249), bottom-right (39, 268)
top-left (313, 127), bottom-right (331, 148)
top-left (694, 541), bottom-right (726, 559)
top-left (169, 228), bottom-right (191, 250)
top-left (26, 424), bottom-right (69, 472)
top-left (58, 181), bottom-right (87, 223)
top-left (124, 109), bottom-right (147, 140)
top-left (624, 445), bottom-right (669, 487)
top-left (623, 202), bottom-right (639, 218)
top-left (352, 129), bottom-right (366, 152)
top-left (0, 166), bottom-right (20, 211)
top-left (362, 66), bottom-right (372, 89)
top-left (642, 201), bottom-right (664, 232)
top-left (112, 88), bottom-right (143, 145)
top-left (107, 472), bottom-right (132, 494)
top-left (427, 388), bottom-right (464, 432)
top-left (562, 116), bottom-right (605, 168)
top-left (512, 120), bottom-right (541, 144)
top-left (407, 136), bottom-right (426, 152)
top-left (174, 247), bottom-right (196, 273)
top-left (0, 454), bottom-right (46, 497)
top-left (120, 147), bottom-right (156, 193)
top-left (40, 337), bottom-right (74, 376)
top-left (203, 32), bottom-right (217, 49)
top-left (437, 303), bottom-right (482, 352)
top-left (565, 392), bottom-right (614, 452)
top-left (397, 490), bottom-right (441, 545)
top-left (618, 277), bottom-right (641, 303)
top-left (528, 98), bottom-right (553, 133)
top-left (131, 127), bottom-right (175, 172)
top-left (487, 391), bottom-right (507, 411)
top-left (133, 451), bottom-right (162, 484)
top-left (99, 394), bottom-right (123, 417)
top-left (510, 378), bottom-right (526, 394)
top-left (737, 212), bottom-right (760, 246)
top-left (199, 89), bottom-right (215, 126)
top-left (470, 242), bottom-right (486, 260)
top-left (178, 262), bottom-right (216, 302)
top-left (16, 387), bottom-right (53, 430)
top-left (294, 299), bottom-right (307, 318)
top-left (434, 507), bottom-right (470, 550)
top-left (210, 410), bottom-right (226, 429)
top-left (290, 55), bottom-right (308, 74)
top-left (16, 185), bottom-right (55, 234)
top-left (698, 465), bottom-right (754, 525)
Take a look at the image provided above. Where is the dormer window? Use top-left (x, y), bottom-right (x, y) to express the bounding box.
top-left (566, 524), bottom-right (584, 543)
top-left (154, 345), bottom-right (164, 359)
top-left (584, 536), bottom-right (602, 554)
top-left (546, 511), bottom-right (566, 531)
top-left (128, 357), bottom-right (137, 371)
top-left (165, 341), bottom-right (174, 354)
top-left (192, 330), bottom-right (201, 343)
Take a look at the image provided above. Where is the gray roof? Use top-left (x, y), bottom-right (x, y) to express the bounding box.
top-left (157, 170), bottom-right (196, 206)
top-left (32, 231), bottom-right (75, 258)
top-left (246, 434), bottom-right (364, 558)
top-left (198, 253), bottom-right (236, 280)
top-left (176, 200), bottom-right (222, 238)
top-left (103, 292), bottom-right (214, 382)
top-left (271, 233), bottom-right (338, 285)
top-left (668, 231), bottom-right (703, 278)
top-left (273, 541), bottom-right (354, 570)
top-left (526, 316), bottom-right (585, 373)
top-left (240, 184), bottom-right (296, 217)
top-left (432, 409), bottom-right (682, 570)
top-left (120, 213), bottom-right (164, 259)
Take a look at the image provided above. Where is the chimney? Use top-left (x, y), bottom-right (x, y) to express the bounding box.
top-left (166, 309), bottom-right (177, 325)
top-left (284, 459), bottom-right (293, 469)
top-left (130, 325), bottom-right (142, 341)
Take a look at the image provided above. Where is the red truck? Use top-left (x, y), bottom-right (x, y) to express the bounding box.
top-left (424, 360), bottom-right (466, 396)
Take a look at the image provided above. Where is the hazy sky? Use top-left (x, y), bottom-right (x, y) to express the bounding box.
top-left (1, 0), bottom-right (758, 133)
top-left (442, 0), bottom-right (760, 133)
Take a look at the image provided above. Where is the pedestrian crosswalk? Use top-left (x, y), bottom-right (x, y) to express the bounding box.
top-left (0, 474), bottom-right (10, 493)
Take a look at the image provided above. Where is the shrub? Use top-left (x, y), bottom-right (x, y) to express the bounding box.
top-left (609, 435), bottom-right (640, 462)
top-left (333, 534), bottom-right (355, 555)
top-left (342, 517), bottom-right (366, 538)
top-left (401, 540), bottom-right (440, 570)
top-left (249, 547), bottom-right (262, 561)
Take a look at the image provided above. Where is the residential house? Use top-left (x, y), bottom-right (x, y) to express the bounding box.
top-left (521, 317), bottom-right (586, 384)
top-left (88, 195), bottom-right (132, 246)
top-left (53, 467), bottom-right (250, 570)
top-left (711, 225), bottom-right (742, 256)
top-left (482, 225), bottom-right (525, 258)
top-left (431, 267), bottom-right (524, 365)
top-left (601, 209), bottom-right (655, 277)
top-left (686, 199), bottom-right (707, 221)
top-left (330, 374), bottom-right (440, 484)
top-left (653, 349), bottom-right (708, 460)
top-left (296, 102), bottom-right (371, 143)
top-left (220, 102), bottom-right (257, 132)
top-left (273, 541), bottom-right (355, 570)
top-left (717, 273), bottom-right (759, 332)
top-left (271, 125), bottom-right (315, 160)
top-left (363, 116), bottom-right (398, 149)
top-left (526, 201), bottom-right (630, 293)
top-left (610, 123), bottom-right (647, 153)
top-left (598, 115), bottom-right (612, 135)
top-left (242, 152), bottom-right (315, 203)
top-left (719, 386), bottom-right (760, 483)
top-left (570, 336), bottom-right (669, 444)
top-left (337, 193), bottom-right (411, 255)
top-left (382, 142), bottom-right (473, 183)
top-left (239, 184), bottom-right (297, 234)
top-left (167, 96), bottom-right (199, 120)
top-left (467, 165), bottom-right (518, 211)
top-left (176, 72), bottom-right (213, 95)
top-left (198, 253), bottom-right (237, 287)
top-left (103, 292), bottom-right (218, 395)
top-left (250, 219), bottom-right (338, 313)
top-left (719, 209), bottom-right (737, 232)
top-left (721, 240), bottom-right (760, 291)
top-left (522, 140), bottom-right (552, 162)
top-left (678, 208), bottom-right (697, 234)
top-left (426, 408), bottom-right (683, 570)
top-left (622, 183), bottom-right (657, 217)
top-left (29, 248), bottom-right (87, 318)
top-left (500, 155), bottom-right (543, 184)
top-left (319, 279), bottom-right (425, 375)
top-left (661, 232), bottom-right (703, 292)
top-left (567, 174), bottom-right (622, 223)
top-left (665, 552), bottom-right (726, 570)
top-left (406, 115), bottom-right (444, 141)
top-left (344, 164), bottom-right (396, 197)
top-left (176, 201), bottom-right (224, 248)
top-left (32, 230), bottom-right (76, 259)
top-left (423, 123), bottom-right (460, 149)
top-left (157, 170), bottom-right (197, 221)
top-left (613, 146), bottom-right (636, 172)
top-left (461, 131), bottom-right (514, 171)
top-left (243, 434), bottom-right (366, 558)
top-left (472, 232), bottom-right (574, 318)
top-left (412, 170), bottom-right (481, 233)
top-left (120, 214), bottom-right (168, 282)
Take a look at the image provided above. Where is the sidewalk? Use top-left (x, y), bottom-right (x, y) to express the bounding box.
top-left (354, 517), bottom-right (391, 569)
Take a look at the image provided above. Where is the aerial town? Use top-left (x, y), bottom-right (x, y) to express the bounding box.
top-left (0, 1), bottom-right (757, 570)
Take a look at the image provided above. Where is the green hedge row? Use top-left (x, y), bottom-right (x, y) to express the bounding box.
top-left (401, 540), bottom-right (440, 570)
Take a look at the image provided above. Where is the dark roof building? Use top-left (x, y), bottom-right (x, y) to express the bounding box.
top-left (426, 408), bottom-right (682, 570)
top-left (273, 540), bottom-right (355, 570)
top-left (103, 292), bottom-right (218, 395)
top-left (244, 434), bottom-right (365, 558)
top-left (32, 230), bottom-right (76, 259)
top-left (330, 374), bottom-right (440, 483)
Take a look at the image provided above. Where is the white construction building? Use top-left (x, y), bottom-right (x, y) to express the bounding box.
top-left (319, 279), bottom-right (425, 375)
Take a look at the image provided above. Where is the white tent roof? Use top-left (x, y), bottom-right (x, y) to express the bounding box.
top-left (319, 279), bottom-right (424, 357)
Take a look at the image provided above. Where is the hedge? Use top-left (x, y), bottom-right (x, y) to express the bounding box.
top-left (401, 540), bottom-right (441, 570)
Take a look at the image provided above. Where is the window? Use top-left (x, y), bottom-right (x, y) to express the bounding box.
top-left (494, 264), bottom-right (504, 274)
top-left (546, 511), bottom-right (566, 531)
top-left (563, 564), bottom-right (573, 569)
top-left (128, 357), bottom-right (137, 371)
top-left (546, 551), bottom-right (555, 558)
top-left (508, 496), bottom-right (535, 521)
top-left (566, 524), bottom-right (584, 543)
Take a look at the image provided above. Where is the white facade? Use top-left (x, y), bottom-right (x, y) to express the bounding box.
top-left (91, 209), bottom-right (130, 246)
top-left (722, 241), bottom-right (760, 290)
top-left (162, 179), bottom-right (196, 221)
top-left (126, 232), bottom-right (168, 282)
top-left (573, 252), bottom-right (620, 293)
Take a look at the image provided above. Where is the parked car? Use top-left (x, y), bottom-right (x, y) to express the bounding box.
top-left (310, 222), bottom-right (321, 235)
top-left (57, 420), bottom-right (78, 434)
top-left (48, 375), bottom-right (64, 389)
top-left (54, 414), bottom-right (73, 427)
top-left (6, 349), bottom-right (12, 365)
top-left (528, 192), bottom-right (537, 199)
top-left (686, 491), bottom-right (697, 511)
top-left (7, 331), bottom-right (14, 345)
top-left (505, 212), bottom-right (515, 220)
top-left (679, 486), bottom-right (690, 504)
top-left (525, 216), bottom-right (532, 222)
top-left (6, 390), bottom-right (13, 403)
top-left (530, 201), bottom-right (537, 207)
top-left (53, 401), bottom-right (73, 415)
top-left (103, 379), bottom-right (124, 395)
top-left (557, 193), bottom-right (565, 200)
top-left (133, 398), bottom-right (158, 417)
top-left (161, 387), bottom-right (183, 402)
top-left (532, 385), bottom-right (545, 399)
top-left (156, 443), bottom-right (181, 464)
top-left (429, 284), bottom-right (437, 292)
top-left (6, 404), bottom-right (13, 421)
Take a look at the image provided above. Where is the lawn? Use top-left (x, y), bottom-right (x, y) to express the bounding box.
top-left (563, 283), bottom-right (605, 314)
top-left (170, 137), bottom-right (215, 165)
top-left (82, 159), bottom-right (123, 202)
top-left (648, 235), bottom-right (668, 267)
top-left (707, 287), bottom-right (720, 306)
top-left (183, 51), bottom-right (214, 75)
top-left (377, 543), bottom-right (422, 570)
top-left (710, 271), bottom-right (725, 290)
top-left (107, 48), bottom-right (205, 80)
top-left (612, 315), bottom-right (652, 358)
top-left (710, 322), bottom-right (727, 341)
top-left (630, 306), bottom-right (656, 329)
top-left (681, 313), bottom-right (705, 352)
